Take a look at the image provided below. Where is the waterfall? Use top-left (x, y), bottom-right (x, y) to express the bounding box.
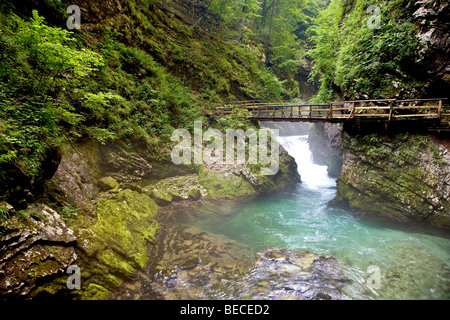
top-left (277, 135), bottom-right (336, 190)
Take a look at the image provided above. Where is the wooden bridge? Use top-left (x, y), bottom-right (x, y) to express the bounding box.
top-left (208, 98), bottom-right (450, 131)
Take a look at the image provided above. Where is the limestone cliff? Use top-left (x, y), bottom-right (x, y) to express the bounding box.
top-left (333, 131), bottom-right (450, 230)
top-left (0, 136), bottom-right (300, 299)
top-left (412, 0), bottom-right (450, 98)
top-left (308, 123), bottom-right (343, 178)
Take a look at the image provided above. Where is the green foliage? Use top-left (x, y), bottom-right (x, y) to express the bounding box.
top-left (361, 133), bottom-right (388, 157)
top-left (0, 206), bottom-right (11, 221)
top-left (215, 108), bottom-right (253, 131)
top-left (1, 10), bottom-right (103, 96)
top-left (0, 10), bottom-right (102, 177)
top-left (60, 205), bottom-right (80, 222)
top-left (198, 0), bottom-right (329, 99)
top-left (308, 0), bottom-right (424, 101)
top-left (1, 1), bottom-right (289, 184)
top-left (0, 97), bottom-right (64, 177)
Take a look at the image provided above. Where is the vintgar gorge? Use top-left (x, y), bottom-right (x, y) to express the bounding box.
top-left (0, 0), bottom-right (449, 302)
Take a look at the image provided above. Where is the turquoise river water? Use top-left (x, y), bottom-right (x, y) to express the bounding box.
top-left (119, 135), bottom-right (450, 300)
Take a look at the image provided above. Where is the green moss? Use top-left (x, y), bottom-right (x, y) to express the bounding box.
top-left (83, 283), bottom-right (110, 300)
top-left (31, 276), bottom-right (69, 298)
top-left (336, 133), bottom-right (450, 228)
top-left (98, 250), bottom-right (137, 278)
top-left (429, 214), bottom-right (450, 229)
top-left (98, 176), bottom-right (119, 192)
top-left (148, 188), bottom-right (173, 204)
top-left (79, 189), bottom-right (159, 298)
top-left (198, 166), bottom-right (256, 200)
top-left (188, 188), bottom-right (201, 200)
top-left (92, 189), bottom-right (159, 265)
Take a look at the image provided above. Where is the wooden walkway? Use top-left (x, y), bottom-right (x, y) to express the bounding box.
top-left (208, 98), bottom-right (449, 127)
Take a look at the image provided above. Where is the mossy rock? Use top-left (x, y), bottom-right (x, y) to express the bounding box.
top-left (83, 283), bottom-right (110, 300)
top-left (81, 189), bottom-right (159, 299)
top-left (144, 174), bottom-right (206, 204)
top-left (335, 132), bottom-right (450, 229)
top-left (91, 189), bottom-right (159, 266)
top-left (147, 187), bottom-right (174, 205)
top-left (98, 177), bottom-right (119, 192)
top-left (198, 166), bottom-right (256, 200)
top-left (188, 188), bottom-right (201, 200)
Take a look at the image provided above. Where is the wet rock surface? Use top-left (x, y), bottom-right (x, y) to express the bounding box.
top-left (0, 204), bottom-right (77, 297)
top-left (309, 123), bottom-right (343, 178)
top-left (113, 217), bottom-right (354, 300)
top-left (334, 132), bottom-right (450, 230)
top-left (412, 0), bottom-right (450, 95)
top-left (229, 248), bottom-right (351, 300)
top-left (0, 135), bottom-right (304, 299)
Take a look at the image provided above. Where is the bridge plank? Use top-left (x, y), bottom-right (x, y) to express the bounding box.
top-left (210, 99), bottom-right (448, 128)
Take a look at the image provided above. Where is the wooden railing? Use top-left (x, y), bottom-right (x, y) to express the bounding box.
top-left (209, 98), bottom-right (449, 122)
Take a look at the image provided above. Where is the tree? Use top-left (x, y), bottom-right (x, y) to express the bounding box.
top-left (0, 10), bottom-right (103, 178)
top-left (308, 0), bottom-right (423, 101)
top-left (3, 10), bottom-right (103, 97)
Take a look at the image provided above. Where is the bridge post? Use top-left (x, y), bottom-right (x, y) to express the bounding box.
top-left (438, 100), bottom-right (442, 119)
top-left (388, 99), bottom-right (394, 121)
top-left (329, 103), bottom-right (333, 120)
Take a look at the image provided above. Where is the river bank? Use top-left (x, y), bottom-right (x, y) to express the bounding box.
top-left (0, 131), bottom-right (300, 299)
top-left (1, 123), bottom-right (449, 300)
top-left (112, 134), bottom-right (450, 300)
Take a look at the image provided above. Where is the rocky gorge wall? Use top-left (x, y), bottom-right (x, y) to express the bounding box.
top-left (0, 135), bottom-right (300, 299)
top-left (308, 123), bottom-right (343, 178)
top-left (332, 130), bottom-right (450, 231)
top-left (308, 122), bottom-right (450, 231)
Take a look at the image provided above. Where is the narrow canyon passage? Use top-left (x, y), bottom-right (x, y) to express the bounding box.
top-left (115, 134), bottom-right (450, 300)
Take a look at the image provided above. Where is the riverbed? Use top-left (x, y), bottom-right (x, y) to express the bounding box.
top-left (114, 135), bottom-right (450, 300)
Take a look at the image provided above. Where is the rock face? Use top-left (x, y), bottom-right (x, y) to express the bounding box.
top-left (0, 133), bottom-right (301, 299)
top-left (231, 248), bottom-right (351, 300)
top-left (79, 189), bottom-right (160, 300)
top-left (125, 245), bottom-right (353, 300)
top-left (308, 123), bottom-right (343, 178)
top-left (334, 132), bottom-right (450, 230)
top-left (0, 204), bottom-right (77, 298)
top-left (412, 0), bottom-right (450, 97)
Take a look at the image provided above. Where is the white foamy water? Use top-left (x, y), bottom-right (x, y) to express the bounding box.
top-left (278, 135), bottom-right (336, 190)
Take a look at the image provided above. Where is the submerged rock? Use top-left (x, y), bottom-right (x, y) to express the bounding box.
top-left (231, 248), bottom-right (351, 300)
top-left (123, 242), bottom-right (353, 300)
top-left (1, 129), bottom-right (301, 299)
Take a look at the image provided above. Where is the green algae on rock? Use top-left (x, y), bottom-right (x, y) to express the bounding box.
top-left (98, 177), bottom-right (120, 192)
top-left (333, 132), bottom-right (450, 230)
top-left (143, 174), bottom-right (207, 205)
top-left (79, 189), bottom-right (159, 299)
top-left (198, 166), bottom-right (257, 200)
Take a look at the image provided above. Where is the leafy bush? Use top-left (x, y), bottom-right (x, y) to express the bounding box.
top-left (0, 10), bottom-right (102, 178)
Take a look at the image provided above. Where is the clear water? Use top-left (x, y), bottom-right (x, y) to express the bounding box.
top-left (175, 135), bottom-right (450, 300)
